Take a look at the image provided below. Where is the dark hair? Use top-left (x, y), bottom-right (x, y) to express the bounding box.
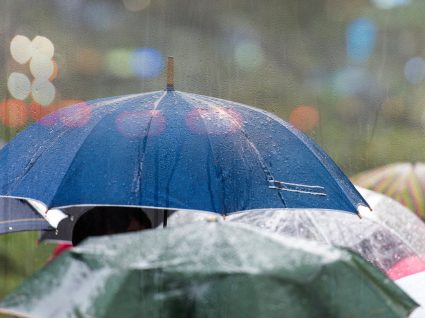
top-left (72, 206), bottom-right (152, 245)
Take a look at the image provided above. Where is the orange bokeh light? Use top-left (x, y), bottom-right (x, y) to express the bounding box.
top-left (59, 101), bottom-right (91, 128)
top-left (30, 101), bottom-right (59, 121)
top-left (288, 105), bottom-right (319, 132)
top-left (0, 99), bottom-right (29, 128)
top-left (30, 99), bottom-right (84, 125)
top-left (49, 59), bottom-right (59, 81)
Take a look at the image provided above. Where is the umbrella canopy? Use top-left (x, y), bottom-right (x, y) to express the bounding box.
top-left (0, 87), bottom-right (368, 226)
top-left (0, 222), bottom-right (416, 318)
top-left (352, 162), bottom-right (425, 220)
top-left (394, 271), bottom-right (425, 318)
top-left (169, 207), bottom-right (425, 274)
top-left (356, 186), bottom-right (425, 254)
top-left (0, 197), bottom-right (51, 233)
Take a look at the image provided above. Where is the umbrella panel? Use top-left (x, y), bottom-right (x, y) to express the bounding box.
top-left (0, 198), bottom-right (51, 234)
top-left (168, 208), bottom-right (425, 274)
top-left (0, 91), bottom-right (368, 215)
top-left (0, 222), bottom-right (416, 318)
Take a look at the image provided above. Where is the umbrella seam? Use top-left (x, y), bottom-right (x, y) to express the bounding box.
top-left (1, 94), bottom-right (144, 195)
top-left (190, 93), bottom-right (367, 212)
top-left (131, 90), bottom-right (168, 200)
top-left (177, 92), bottom-right (225, 213)
top-left (47, 94), bottom-right (153, 208)
top-left (184, 92), bottom-right (288, 208)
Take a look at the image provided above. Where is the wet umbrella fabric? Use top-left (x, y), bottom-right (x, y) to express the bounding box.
top-left (353, 162), bottom-right (425, 220)
top-left (0, 198), bottom-right (51, 233)
top-left (168, 207), bottom-right (425, 274)
top-left (394, 271), bottom-right (425, 318)
top-left (356, 186), bottom-right (425, 255)
top-left (0, 222), bottom-right (416, 318)
top-left (0, 90), bottom-right (368, 220)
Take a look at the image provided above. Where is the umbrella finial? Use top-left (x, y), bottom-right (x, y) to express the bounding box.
top-left (166, 56), bottom-right (174, 91)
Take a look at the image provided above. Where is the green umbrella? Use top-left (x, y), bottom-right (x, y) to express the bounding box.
top-left (0, 222), bottom-right (416, 318)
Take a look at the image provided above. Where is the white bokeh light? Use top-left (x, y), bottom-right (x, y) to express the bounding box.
top-left (404, 57), bottom-right (425, 85)
top-left (234, 40), bottom-right (265, 71)
top-left (122, 0), bottom-right (151, 11)
top-left (372, 0), bottom-right (410, 9)
top-left (32, 79), bottom-right (56, 106)
top-left (31, 36), bottom-right (54, 59)
top-left (30, 55), bottom-right (54, 79)
top-left (7, 72), bottom-right (31, 100)
top-left (10, 35), bottom-right (32, 64)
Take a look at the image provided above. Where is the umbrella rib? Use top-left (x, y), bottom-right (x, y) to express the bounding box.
top-left (131, 91), bottom-right (168, 198)
top-left (303, 211), bottom-right (332, 244)
top-left (2, 94), bottom-right (142, 195)
top-left (186, 93), bottom-right (288, 207)
top-left (178, 92), bottom-right (227, 212)
top-left (367, 215), bottom-right (424, 259)
top-left (196, 94), bottom-right (368, 211)
top-left (46, 94), bottom-right (147, 207)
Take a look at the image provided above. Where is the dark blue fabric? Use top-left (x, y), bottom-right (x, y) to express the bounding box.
top-left (0, 198), bottom-right (51, 233)
top-left (0, 90), bottom-right (369, 214)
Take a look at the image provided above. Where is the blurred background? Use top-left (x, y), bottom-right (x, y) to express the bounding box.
top-left (1, 0), bottom-right (425, 298)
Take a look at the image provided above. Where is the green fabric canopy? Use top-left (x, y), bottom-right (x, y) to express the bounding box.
top-left (0, 222), bottom-right (417, 318)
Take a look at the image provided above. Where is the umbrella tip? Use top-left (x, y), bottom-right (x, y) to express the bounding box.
top-left (357, 205), bottom-right (373, 219)
top-left (166, 56), bottom-right (174, 91)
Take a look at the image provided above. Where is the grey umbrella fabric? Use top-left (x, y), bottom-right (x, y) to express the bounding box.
top-left (168, 189), bottom-right (425, 274)
top-left (0, 197), bottom-right (51, 233)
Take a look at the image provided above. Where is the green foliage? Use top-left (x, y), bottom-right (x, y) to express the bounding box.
top-left (0, 232), bottom-right (53, 299)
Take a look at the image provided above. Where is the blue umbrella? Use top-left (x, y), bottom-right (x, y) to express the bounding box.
top-left (0, 68), bottom-right (368, 222)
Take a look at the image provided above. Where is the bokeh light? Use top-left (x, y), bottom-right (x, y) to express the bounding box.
top-left (333, 66), bottom-right (375, 97)
top-left (31, 79), bottom-right (56, 106)
top-left (83, 2), bottom-right (116, 32)
top-left (346, 17), bottom-right (376, 62)
top-left (30, 99), bottom-right (83, 122)
top-left (30, 55), bottom-right (54, 79)
top-left (372, 0), bottom-right (411, 9)
top-left (10, 35), bottom-right (32, 64)
top-left (31, 36), bottom-right (54, 59)
top-left (186, 108), bottom-right (243, 135)
top-left (59, 102), bottom-right (91, 128)
top-left (49, 60), bottom-right (59, 81)
top-left (404, 57), bottom-right (425, 85)
top-left (7, 72), bottom-right (31, 100)
top-left (289, 105), bottom-right (319, 132)
top-left (130, 48), bottom-right (164, 79)
top-left (73, 48), bottom-right (102, 75)
top-left (382, 96), bottom-right (406, 122)
top-left (115, 110), bottom-right (166, 138)
top-left (122, 0), bottom-right (151, 12)
top-left (0, 99), bottom-right (29, 128)
top-left (30, 101), bottom-right (58, 122)
top-left (105, 49), bottom-right (133, 78)
top-left (234, 40), bottom-right (265, 71)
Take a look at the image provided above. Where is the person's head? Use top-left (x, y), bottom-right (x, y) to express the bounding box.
top-left (72, 206), bottom-right (152, 245)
